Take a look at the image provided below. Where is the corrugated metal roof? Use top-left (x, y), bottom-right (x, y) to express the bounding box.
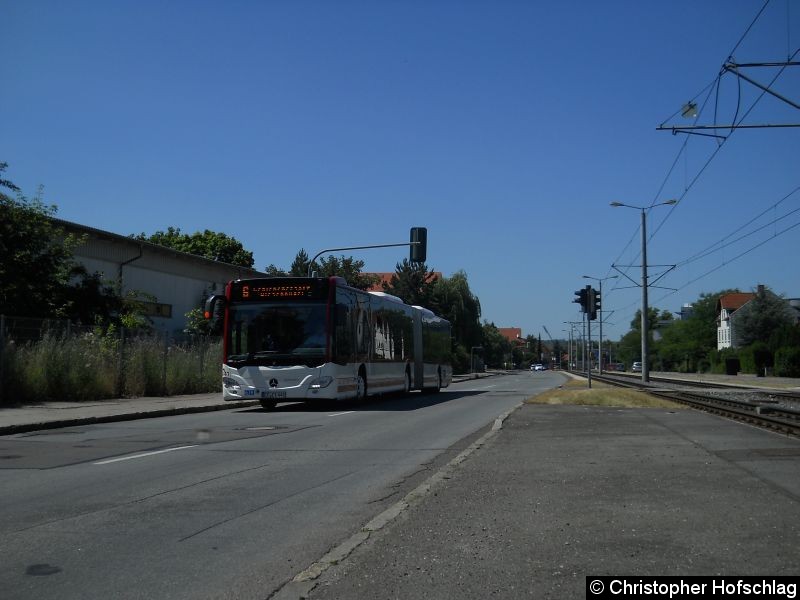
top-left (53, 217), bottom-right (266, 276)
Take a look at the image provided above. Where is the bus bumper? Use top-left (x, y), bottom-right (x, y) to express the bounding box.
top-left (222, 366), bottom-right (343, 402)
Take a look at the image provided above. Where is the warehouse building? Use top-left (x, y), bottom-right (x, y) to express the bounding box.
top-left (57, 219), bottom-right (265, 334)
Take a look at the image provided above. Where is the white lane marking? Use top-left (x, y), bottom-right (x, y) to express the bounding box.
top-left (93, 445), bottom-right (198, 465)
top-left (327, 411), bottom-right (356, 417)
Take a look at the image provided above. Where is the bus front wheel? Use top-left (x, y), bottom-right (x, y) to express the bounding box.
top-left (260, 399), bottom-right (277, 410)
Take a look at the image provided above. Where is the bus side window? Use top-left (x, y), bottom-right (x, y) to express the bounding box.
top-left (334, 300), bottom-right (353, 365)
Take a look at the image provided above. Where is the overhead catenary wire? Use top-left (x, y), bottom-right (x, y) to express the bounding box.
top-left (674, 184), bottom-right (800, 268)
top-left (605, 1), bottom-right (797, 321)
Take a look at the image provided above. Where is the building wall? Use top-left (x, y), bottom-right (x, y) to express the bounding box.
top-left (717, 308), bottom-right (733, 350)
top-left (60, 220), bottom-right (265, 333)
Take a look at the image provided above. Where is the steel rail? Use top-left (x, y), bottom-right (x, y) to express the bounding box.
top-left (571, 371), bottom-right (800, 438)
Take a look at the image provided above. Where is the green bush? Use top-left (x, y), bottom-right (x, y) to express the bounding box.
top-left (774, 346), bottom-right (800, 377)
top-left (708, 348), bottom-right (739, 374)
top-left (739, 342), bottom-right (772, 375)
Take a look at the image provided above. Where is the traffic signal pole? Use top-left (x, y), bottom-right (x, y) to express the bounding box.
top-left (308, 227), bottom-right (427, 276)
top-left (586, 307), bottom-right (592, 389)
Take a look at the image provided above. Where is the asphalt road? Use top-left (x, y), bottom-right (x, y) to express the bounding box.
top-left (0, 370), bottom-right (563, 600)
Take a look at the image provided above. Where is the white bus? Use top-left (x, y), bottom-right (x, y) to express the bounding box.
top-left (206, 276), bottom-right (452, 409)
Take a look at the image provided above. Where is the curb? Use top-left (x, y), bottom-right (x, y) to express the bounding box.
top-left (1, 372), bottom-right (498, 437)
top-left (269, 401), bottom-right (522, 600)
top-left (0, 400), bottom-right (261, 436)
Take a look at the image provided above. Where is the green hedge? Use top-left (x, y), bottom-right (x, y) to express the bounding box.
top-left (774, 347), bottom-right (800, 377)
top-left (738, 342), bottom-right (773, 375)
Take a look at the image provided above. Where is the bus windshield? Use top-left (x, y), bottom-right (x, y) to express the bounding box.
top-left (226, 301), bottom-right (328, 367)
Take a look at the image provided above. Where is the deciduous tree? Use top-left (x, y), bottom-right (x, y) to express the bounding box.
top-left (735, 286), bottom-right (795, 347)
top-left (133, 227), bottom-right (255, 268)
top-left (1, 163), bottom-right (122, 322)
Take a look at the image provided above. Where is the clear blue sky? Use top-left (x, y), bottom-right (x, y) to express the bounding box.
top-left (3, 0), bottom-right (798, 342)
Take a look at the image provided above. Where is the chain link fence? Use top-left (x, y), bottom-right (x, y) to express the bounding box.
top-left (0, 315), bottom-right (222, 406)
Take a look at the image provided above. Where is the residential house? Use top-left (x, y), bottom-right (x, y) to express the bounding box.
top-left (716, 291), bottom-right (757, 350)
top-left (715, 285), bottom-right (799, 350)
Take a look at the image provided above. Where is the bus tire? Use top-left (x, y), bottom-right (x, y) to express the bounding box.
top-left (356, 367), bottom-right (367, 402)
top-left (260, 399), bottom-right (277, 410)
top-left (424, 369), bottom-right (442, 394)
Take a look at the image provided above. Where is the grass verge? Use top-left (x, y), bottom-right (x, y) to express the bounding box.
top-left (526, 378), bottom-right (686, 409)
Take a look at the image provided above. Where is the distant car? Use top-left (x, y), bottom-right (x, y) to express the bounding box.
top-left (631, 361), bottom-right (642, 373)
top-left (531, 363), bottom-right (545, 371)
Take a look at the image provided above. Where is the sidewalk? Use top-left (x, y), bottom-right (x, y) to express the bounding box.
top-left (0, 393), bottom-right (261, 435)
top-left (294, 402), bottom-right (800, 599)
top-left (0, 372), bottom-right (493, 435)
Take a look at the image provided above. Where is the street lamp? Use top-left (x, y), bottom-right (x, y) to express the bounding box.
top-left (609, 199), bottom-right (677, 382)
top-left (582, 274), bottom-right (618, 374)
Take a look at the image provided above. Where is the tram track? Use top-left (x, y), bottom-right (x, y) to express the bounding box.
top-left (572, 371), bottom-right (800, 438)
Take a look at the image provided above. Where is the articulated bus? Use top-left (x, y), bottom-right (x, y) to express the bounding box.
top-left (206, 276), bottom-right (452, 409)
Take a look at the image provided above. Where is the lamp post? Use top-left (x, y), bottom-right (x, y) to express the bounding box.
top-left (564, 321), bottom-right (582, 370)
top-left (610, 199), bottom-right (677, 382)
top-left (562, 321), bottom-right (575, 371)
top-left (582, 274), bottom-right (618, 374)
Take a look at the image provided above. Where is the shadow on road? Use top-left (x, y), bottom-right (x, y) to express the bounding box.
top-left (236, 389), bottom-right (489, 414)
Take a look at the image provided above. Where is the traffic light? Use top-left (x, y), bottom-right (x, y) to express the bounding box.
top-left (573, 287), bottom-right (589, 313)
top-left (589, 287), bottom-right (601, 321)
top-left (410, 227), bottom-right (427, 263)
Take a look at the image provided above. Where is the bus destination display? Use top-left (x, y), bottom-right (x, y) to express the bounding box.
top-left (232, 279), bottom-right (328, 301)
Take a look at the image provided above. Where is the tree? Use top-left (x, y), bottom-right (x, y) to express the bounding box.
top-left (56, 266), bottom-right (123, 325)
top-left (0, 161), bottom-right (20, 199)
top-left (614, 307), bottom-right (662, 368)
top-left (382, 259), bottom-right (437, 307)
top-left (265, 249), bottom-right (379, 290)
top-left (616, 289), bottom-right (744, 373)
top-left (289, 249), bottom-right (311, 276)
top-left (769, 324), bottom-right (800, 354)
top-left (735, 286), bottom-right (795, 347)
top-left (0, 181), bottom-right (79, 317)
top-left (132, 227), bottom-right (255, 268)
top-left (315, 255), bottom-right (379, 290)
top-left (430, 272), bottom-right (481, 342)
top-left (481, 322), bottom-right (511, 368)
top-left (429, 271), bottom-right (482, 373)
top-left (1, 163), bottom-right (124, 323)
top-left (681, 290), bottom-right (735, 352)
top-left (263, 264), bottom-right (288, 277)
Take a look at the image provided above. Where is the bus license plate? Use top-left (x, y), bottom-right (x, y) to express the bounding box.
top-left (264, 391), bottom-right (286, 399)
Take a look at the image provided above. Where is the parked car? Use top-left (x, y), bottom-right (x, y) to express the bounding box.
top-left (531, 363), bottom-right (545, 371)
top-left (631, 361), bottom-right (642, 373)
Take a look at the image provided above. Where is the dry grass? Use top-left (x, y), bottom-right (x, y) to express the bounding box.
top-left (526, 378), bottom-right (686, 409)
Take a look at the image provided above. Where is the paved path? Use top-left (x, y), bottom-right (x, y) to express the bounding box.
top-left (284, 402), bottom-right (800, 599)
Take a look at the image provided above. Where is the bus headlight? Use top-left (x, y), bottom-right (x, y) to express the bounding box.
top-left (223, 377), bottom-right (239, 388)
top-left (310, 376), bottom-right (334, 390)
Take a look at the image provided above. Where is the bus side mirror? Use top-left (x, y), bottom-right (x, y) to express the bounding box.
top-left (204, 295), bottom-right (226, 324)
